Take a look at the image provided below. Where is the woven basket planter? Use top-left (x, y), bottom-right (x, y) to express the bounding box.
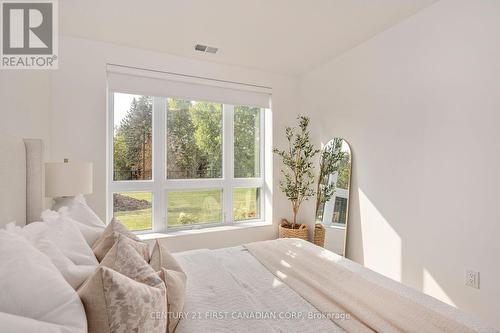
top-left (313, 223), bottom-right (326, 248)
top-left (279, 219), bottom-right (309, 241)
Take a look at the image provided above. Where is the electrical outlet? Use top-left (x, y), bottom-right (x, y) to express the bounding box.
top-left (466, 270), bottom-right (480, 289)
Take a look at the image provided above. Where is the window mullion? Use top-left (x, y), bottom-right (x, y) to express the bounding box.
top-left (108, 181), bottom-right (155, 192)
top-left (232, 178), bottom-right (264, 188)
top-left (263, 107), bottom-right (272, 224)
top-left (164, 179), bottom-right (224, 190)
top-left (259, 108), bottom-right (266, 223)
top-left (106, 92), bottom-right (115, 224)
top-left (152, 96), bottom-right (166, 233)
top-left (223, 104), bottom-right (234, 224)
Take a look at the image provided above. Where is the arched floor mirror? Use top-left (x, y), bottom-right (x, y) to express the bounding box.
top-left (315, 138), bottom-right (352, 256)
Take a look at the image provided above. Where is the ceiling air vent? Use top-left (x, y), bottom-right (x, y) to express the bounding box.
top-left (194, 44), bottom-right (218, 54)
top-left (205, 46), bottom-right (218, 54)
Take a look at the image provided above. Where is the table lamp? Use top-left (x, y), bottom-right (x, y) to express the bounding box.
top-left (45, 159), bottom-right (93, 208)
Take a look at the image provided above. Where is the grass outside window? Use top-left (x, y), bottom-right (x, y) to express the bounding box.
top-left (113, 192), bottom-right (152, 231)
top-left (113, 189), bottom-right (261, 231)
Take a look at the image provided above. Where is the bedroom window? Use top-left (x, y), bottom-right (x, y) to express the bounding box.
top-left (166, 99), bottom-right (223, 180)
top-left (112, 94), bottom-right (153, 181)
top-left (107, 65), bottom-right (271, 233)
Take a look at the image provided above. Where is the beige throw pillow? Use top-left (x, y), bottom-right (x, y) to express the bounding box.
top-left (149, 240), bottom-right (184, 273)
top-left (150, 241), bottom-right (187, 333)
top-left (78, 236), bottom-right (167, 333)
top-left (92, 218), bottom-right (149, 262)
top-left (159, 268), bottom-right (187, 333)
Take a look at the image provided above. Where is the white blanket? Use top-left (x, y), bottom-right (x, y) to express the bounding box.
top-left (245, 238), bottom-right (495, 333)
top-left (174, 247), bottom-right (343, 333)
top-left (172, 239), bottom-right (495, 333)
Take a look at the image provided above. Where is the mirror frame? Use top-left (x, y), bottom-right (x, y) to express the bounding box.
top-left (316, 138), bottom-right (352, 257)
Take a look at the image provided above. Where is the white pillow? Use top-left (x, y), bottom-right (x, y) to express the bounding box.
top-left (53, 195), bottom-right (105, 246)
top-left (6, 222), bottom-right (97, 289)
top-left (41, 209), bottom-right (98, 266)
top-left (0, 312), bottom-right (78, 333)
top-left (0, 231), bottom-right (87, 333)
top-left (55, 206), bottom-right (103, 247)
top-left (54, 194), bottom-right (105, 228)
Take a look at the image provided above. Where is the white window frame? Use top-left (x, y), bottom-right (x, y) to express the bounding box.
top-left (107, 92), bottom-right (270, 234)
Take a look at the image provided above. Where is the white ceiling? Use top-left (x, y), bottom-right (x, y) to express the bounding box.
top-left (60, 0), bottom-right (436, 76)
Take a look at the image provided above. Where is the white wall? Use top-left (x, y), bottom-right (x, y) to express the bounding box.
top-left (0, 71), bottom-right (51, 151)
top-left (301, 0), bottom-right (500, 328)
top-left (50, 36), bottom-right (301, 251)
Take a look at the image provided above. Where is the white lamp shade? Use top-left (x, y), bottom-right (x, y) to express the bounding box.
top-left (45, 162), bottom-right (93, 197)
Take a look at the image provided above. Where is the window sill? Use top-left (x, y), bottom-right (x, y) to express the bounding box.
top-left (137, 221), bottom-right (272, 241)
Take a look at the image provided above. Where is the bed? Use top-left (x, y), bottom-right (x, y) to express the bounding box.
top-left (0, 134), bottom-right (496, 333)
top-left (173, 243), bottom-right (497, 333)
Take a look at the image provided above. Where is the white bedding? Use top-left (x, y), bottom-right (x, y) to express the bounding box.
top-left (245, 238), bottom-right (495, 333)
top-left (174, 242), bottom-right (496, 333)
top-left (174, 247), bottom-right (343, 333)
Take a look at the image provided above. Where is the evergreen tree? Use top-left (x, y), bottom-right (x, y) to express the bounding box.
top-left (113, 129), bottom-right (129, 180)
top-left (119, 96), bottom-right (152, 180)
top-left (166, 99), bottom-right (200, 178)
top-left (190, 101), bottom-right (222, 178)
top-left (234, 106), bottom-right (260, 177)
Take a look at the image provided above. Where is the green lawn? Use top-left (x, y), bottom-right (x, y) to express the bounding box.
top-left (115, 208), bottom-right (152, 231)
top-left (114, 192), bottom-right (152, 231)
top-left (115, 188), bottom-right (259, 231)
top-left (233, 188), bottom-right (259, 221)
top-left (167, 190), bottom-right (222, 226)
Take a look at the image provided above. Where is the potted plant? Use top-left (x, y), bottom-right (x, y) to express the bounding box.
top-left (273, 116), bottom-right (319, 240)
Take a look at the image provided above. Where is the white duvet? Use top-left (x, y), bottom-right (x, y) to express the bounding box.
top-left (174, 241), bottom-right (496, 333)
top-left (174, 246), bottom-right (343, 333)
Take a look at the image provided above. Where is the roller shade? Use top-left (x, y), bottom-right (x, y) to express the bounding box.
top-left (107, 64), bottom-right (272, 108)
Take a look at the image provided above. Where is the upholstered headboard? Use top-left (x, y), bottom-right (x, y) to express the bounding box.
top-left (0, 135), bottom-right (44, 227)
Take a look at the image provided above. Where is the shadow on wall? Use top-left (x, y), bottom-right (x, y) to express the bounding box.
top-left (322, 128), bottom-right (497, 328)
top-left (305, 125), bottom-right (474, 324)
top-left (348, 182), bottom-right (459, 309)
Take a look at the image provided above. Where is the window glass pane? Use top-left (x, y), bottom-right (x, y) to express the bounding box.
top-left (113, 93), bottom-right (152, 181)
top-left (234, 106), bottom-right (261, 178)
top-left (233, 188), bottom-right (260, 221)
top-left (333, 197), bottom-right (348, 225)
top-left (166, 99), bottom-right (222, 179)
top-left (167, 189), bottom-right (222, 227)
top-left (113, 192), bottom-right (152, 231)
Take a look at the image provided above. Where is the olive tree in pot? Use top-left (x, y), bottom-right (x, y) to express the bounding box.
top-left (273, 116), bottom-right (319, 240)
